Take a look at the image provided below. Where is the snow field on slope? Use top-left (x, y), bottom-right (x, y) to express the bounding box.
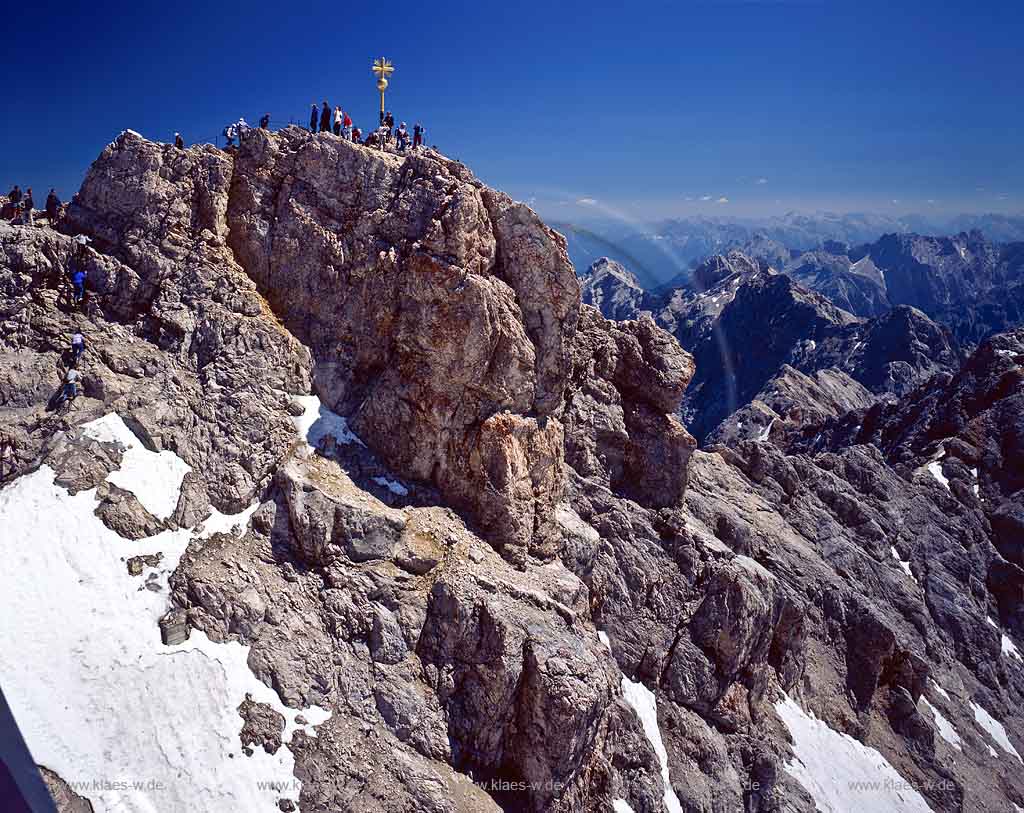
top-left (0, 414), bottom-right (329, 813)
top-left (598, 630), bottom-right (683, 813)
top-left (775, 693), bottom-right (933, 812)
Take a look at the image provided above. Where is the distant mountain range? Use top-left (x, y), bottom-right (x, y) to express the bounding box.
top-left (555, 211), bottom-right (1024, 285)
top-left (578, 227), bottom-right (1024, 441)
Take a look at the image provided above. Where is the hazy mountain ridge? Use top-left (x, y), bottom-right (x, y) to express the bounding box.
top-left (561, 212), bottom-right (1024, 285)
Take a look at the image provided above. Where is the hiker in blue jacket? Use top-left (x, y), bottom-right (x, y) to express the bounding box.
top-left (69, 243), bottom-right (89, 304)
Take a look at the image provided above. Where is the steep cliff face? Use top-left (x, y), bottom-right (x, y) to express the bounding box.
top-left (66, 127), bottom-right (602, 565)
top-left (3, 128), bottom-right (1024, 813)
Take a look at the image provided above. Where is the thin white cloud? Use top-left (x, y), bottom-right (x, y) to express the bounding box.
top-left (576, 197), bottom-right (597, 206)
top-left (716, 196), bottom-right (729, 204)
top-left (683, 196), bottom-right (695, 201)
top-left (700, 195), bottom-right (712, 201)
top-left (756, 178), bottom-right (768, 185)
top-left (926, 199), bottom-right (936, 205)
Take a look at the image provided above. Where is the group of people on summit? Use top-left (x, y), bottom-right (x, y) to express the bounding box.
top-left (208, 102), bottom-right (426, 153)
top-left (4, 185), bottom-right (61, 226)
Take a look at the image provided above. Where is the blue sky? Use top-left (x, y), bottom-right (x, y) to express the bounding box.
top-left (2, 1), bottom-right (1022, 219)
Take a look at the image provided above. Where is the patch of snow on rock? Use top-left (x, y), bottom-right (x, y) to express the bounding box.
top-left (620, 677), bottom-right (684, 813)
top-left (890, 546), bottom-right (917, 583)
top-left (82, 414), bottom-right (191, 520)
top-left (927, 460), bottom-right (950, 491)
top-left (931, 681), bottom-right (952, 702)
top-left (372, 476), bottom-right (409, 496)
top-left (920, 697), bottom-right (962, 751)
top-left (291, 394), bottom-right (362, 450)
top-left (612, 801), bottom-right (636, 813)
top-left (775, 693), bottom-right (933, 813)
top-left (1002, 634), bottom-right (1023, 663)
top-left (971, 701), bottom-right (1023, 763)
top-left (0, 418), bottom-right (330, 812)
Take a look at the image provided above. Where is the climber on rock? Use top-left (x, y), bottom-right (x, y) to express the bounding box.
top-left (383, 111), bottom-right (394, 142)
top-left (309, 103), bottom-right (318, 131)
top-left (319, 101), bottom-right (331, 133)
top-left (259, 113), bottom-right (270, 130)
top-left (0, 432), bottom-right (16, 480)
top-left (69, 250), bottom-right (88, 305)
top-left (8, 185), bottom-right (21, 204)
top-left (343, 110), bottom-right (352, 140)
top-left (413, 122), bottom-right (424, 150)
top-left (55, 367), bottom-right (81, 407)
top-left (333, 106), bottom-right (343, 135)
top-left (222, 123), bottom-right (237, 148)
top-left (174, 132), bottom-right (184, 149)
top-left (71, 331), bottom-right (86, 365)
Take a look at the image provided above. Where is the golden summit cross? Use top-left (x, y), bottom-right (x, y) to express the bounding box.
top-left (372, 57), bottom-right (395, 120)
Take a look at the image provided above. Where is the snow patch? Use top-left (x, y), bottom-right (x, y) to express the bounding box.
top-left (970, 467), bottom-right (979, 497)
top-left (931, 681), bottom-right (952, 702)
top-left (82, 414), bottom-right (191, 520)
top-left (920, 697), bottom-right (962, 751)
top-left (890, 546), bottom-right (917, 583)
top-left (927, 460), bottom-right (950, 491)
top-left (620, 677), bottom-right (684, 813)
top-left (775, 693), bottom-right (933, 813)
top-left (291, 394), bottom-right (362, 450)
top-left (372, 476), bottom-right (409, 496)
top-left (1003, 634), bottom-right (1023, 663)
top-left (598, 631), bottom-right (612, 652)
top-left (971, 701), bottom-right (1022, 763)
top-left (807, 340), bottom-right (817, 351)
top-left (0, 416), bottom-right (329, 812)
top-left (756, 419), bottom-right (776, 442)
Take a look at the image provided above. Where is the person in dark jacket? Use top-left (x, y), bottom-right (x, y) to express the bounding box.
top-left (383, 111), bottom-right (394, 142)
top-left (8, 186), bottom-right (21, 204)
top-left (21, 189), bottom-right (34, 226)
top-left (46, 189), bottom-right (60, 221)
top-left (0, 431), bottom-right (17, 479)
top-left (309, 104), bottom-right (318, 131)
top-left (413, 123), bottom-right (424, 149)
top-left (174, 132), bottom-right (184, 148)
top-left (260, 113), bottom-right (270, 130)
top-left (319, 101), bottom-right (331, 132)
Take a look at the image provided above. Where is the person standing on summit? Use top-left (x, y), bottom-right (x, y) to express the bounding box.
top-left (383, 110), bottom-right (394, 143)
top-left (319, 101), bottom-right (331, 133)
top-left (46, 189), bottom-right (60, 222)
top-left (333, 105), bottom-right (343, 136)
top-left (309, 103), bottom-right (318, 132)
top-left (21, 188), bottom-right (34, 226)
top-left (413, 122), bottom-right (424, 150)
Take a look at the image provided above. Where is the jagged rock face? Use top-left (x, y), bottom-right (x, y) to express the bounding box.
top-left (563, 306), bottom-right (695, 507)
top-left (64, 127), bottom-right (593, 564)
top-left (784, 250), bottom-right (891, 317)
top-left (578, 257), bottom-right (646, 321)
top-left (6, 129), bottom-right (1024, 813)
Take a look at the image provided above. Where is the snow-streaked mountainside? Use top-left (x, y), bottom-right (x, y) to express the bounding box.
top-left (2, 128), bottom-right (1024, 813)
top-left (0, 413), bottom-right (327, 812)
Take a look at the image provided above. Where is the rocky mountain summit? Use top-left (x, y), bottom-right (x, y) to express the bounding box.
top-left (2, 128), bottom-right (1024, 813)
